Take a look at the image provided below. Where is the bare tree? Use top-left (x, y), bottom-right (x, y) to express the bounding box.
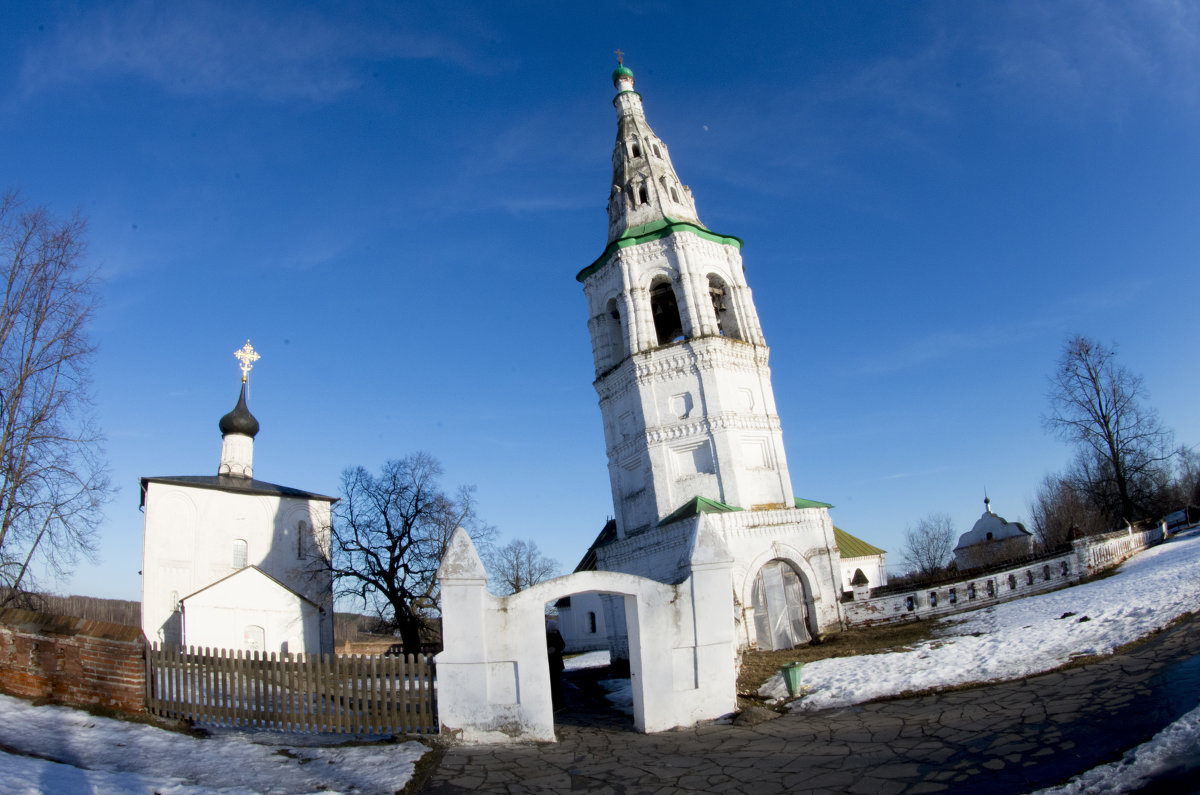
top-left (1044, 335), bottom-right (1174, 525)
top-left (0, 191), bottom-right (109, 604)
top-left (484, 539), bottom-right (560, 595)
top-left (901, 512), bottom-right (956, 576)
top-left (1028, 472), bottom-right (1106, 550)
top-left (329, 452), bottom-right (495, 655)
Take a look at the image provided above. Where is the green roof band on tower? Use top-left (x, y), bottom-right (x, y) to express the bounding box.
top-left (613, 64), bottom-right (634, 84)
top-left (576, 217), bottom-right (744, 282)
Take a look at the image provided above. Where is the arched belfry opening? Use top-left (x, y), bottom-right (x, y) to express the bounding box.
top-left (650, 279), bottom-right (684, 345)
top-left (603, 297), bottom-right (624, 367)
top-left (751, 559), bottom-right (814, 651)
top-left (708, 275), bottom-right (741, 340)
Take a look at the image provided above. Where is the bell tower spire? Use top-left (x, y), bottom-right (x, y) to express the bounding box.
top-left (606, 60), bottom-right (701, 244)
top-left (578, 61), bottom-right (791, 540)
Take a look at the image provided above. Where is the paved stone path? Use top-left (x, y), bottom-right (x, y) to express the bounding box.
top-left (417, 614), bottom-right (1200, 793)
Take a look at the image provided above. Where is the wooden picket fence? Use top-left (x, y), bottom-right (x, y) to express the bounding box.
top-left (146, 644), bottom-right (436, 734)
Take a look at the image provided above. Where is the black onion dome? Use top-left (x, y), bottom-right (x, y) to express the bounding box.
top-left (219, 382), bottom-right (260, 438)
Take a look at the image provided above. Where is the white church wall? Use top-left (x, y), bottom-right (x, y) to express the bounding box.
top-left (181, 567), bottom-right (322, 656)
top-left (141, 481), bottom-right (334, 653)
top-left (557, 591), bottom-right (609, 652)
top-left (840, 554), bottom-right (887, 591)
top-left (594, 506), bottom-right (845, 652)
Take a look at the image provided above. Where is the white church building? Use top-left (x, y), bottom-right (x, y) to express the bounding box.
top-left (140, 343), bottom-right (336, 657)
top-left (574, 61), bottom-right (877, 652)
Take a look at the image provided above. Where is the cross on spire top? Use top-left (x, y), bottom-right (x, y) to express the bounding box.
top-left (614, 48), bottom-right (624, 65)
top-left (234, 340), bottom-right (260, 383)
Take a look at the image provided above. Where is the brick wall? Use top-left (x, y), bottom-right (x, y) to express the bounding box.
top-left (0, 607), bottom-right (147, 714)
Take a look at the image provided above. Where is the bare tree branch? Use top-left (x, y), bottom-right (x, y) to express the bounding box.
top-left (328, 452), bottom-right (495, 655)
top-left (483, 539), bottom-right (559, 595)
top-left (0, 190), bottom-right (110, 603)
top-left (901, 512), bottom-right (955, 576)
top-left (1043, 335), bottom-right (1174, 524)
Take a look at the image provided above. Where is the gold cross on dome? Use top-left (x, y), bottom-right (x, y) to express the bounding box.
top-left (614, 49), bottom-right (624, 65)
top-left (234, 341), bottom-right (260, 383)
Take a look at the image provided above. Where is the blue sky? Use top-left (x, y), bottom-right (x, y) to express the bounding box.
top-left (2, 2), bottom-right (1198, 602)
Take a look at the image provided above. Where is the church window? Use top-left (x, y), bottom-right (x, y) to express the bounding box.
top-left (587, 612), bottom-right (597, 633)
top-left (297, 521), bottom-right (307, 559)
top-left (232, 538), bottom-right (248, 569)
top-left (243, 624), bottom-right (265, 652)
top-left (671, 186), bottom-right (679, 203)
top-left (649, 279), bottom-right (684, 345)
top-left (631, 141), bottom-right (642, 158)
top-left (708, 276), bottom-right (742, 340)
top-left (751, 560), bottom-right (811, 650)
top-left (638, 184), bottom-right (649, 204)
top-left (652, 143), bottom-right (661, 158)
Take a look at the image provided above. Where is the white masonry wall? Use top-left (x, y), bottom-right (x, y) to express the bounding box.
top-left (181, 567), bottom-right (322, 656)
top-left (141, 482), bottom-right (333, 653)
top-left (436, 525), bottom-right (737, 742)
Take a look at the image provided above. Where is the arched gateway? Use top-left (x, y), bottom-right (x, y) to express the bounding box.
top-left (436, 525), bottom-right (737, 743)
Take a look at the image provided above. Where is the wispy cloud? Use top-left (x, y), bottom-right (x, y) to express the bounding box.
top-left (18, 1), bottom-right (482, 102)
top-left (875, 465), bottom-right (953, 483)
top-left (973, 1), bottom-right (1200, 116)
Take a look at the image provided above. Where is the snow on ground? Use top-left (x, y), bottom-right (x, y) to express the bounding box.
top-left (0, 534), bottom-right (1196, 793)
top-left (760, 530), bottom-right (1200, 709)
top-left (0, 692), bottom-right (426, 795)
top-left (1032, 701), bottom-right (1200, 794)
top-left (757, 529), bottom-right (1200, 794)
top-left (563, 649), bottom-right (609, 671)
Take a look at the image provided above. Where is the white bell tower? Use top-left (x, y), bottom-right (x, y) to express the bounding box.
top-left (577, 59), bottom-right (845, 649)
top-left (578, 60), bottom-right (795, 539)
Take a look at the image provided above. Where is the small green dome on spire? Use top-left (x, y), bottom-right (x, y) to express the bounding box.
top-left (612, 63), bottom-right (634, 86)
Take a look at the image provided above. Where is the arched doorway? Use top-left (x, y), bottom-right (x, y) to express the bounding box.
top-left (751, 559), bottom-right (812, 650)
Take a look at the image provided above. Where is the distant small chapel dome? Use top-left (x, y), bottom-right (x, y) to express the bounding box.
top-left (219, 383), bottom-right (260, 438)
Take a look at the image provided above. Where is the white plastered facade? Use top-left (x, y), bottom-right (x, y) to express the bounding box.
top-left (140, 389), bottom-right (335, 656)
top-left (180, 565), bottom-right (323, 656)
top-left (577, 65), bottom-right (845, 650)
top-left (436, 524), bottom-right (737, 742)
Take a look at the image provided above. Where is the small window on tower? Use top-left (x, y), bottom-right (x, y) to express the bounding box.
top-left (297, 521), bottom-right (307, 559)
top-left (631, 141), bottom-right (642, 158)
top-left (232, 539), bottom-right (248, 569)
top-left (638, 184), bottom-right (649, 204)
top-left (652, 144), bottom-right (661, 158)
top-left (671, 187), bottom-right (679, 203)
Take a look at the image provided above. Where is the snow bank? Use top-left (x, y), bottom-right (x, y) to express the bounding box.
top-left (759, 532), bottom-right (1200, 710)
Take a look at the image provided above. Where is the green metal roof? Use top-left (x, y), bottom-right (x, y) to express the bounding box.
top-left (576, 218), bottom-right (744, 282)
top-left (833, 526), bottom-right (887, 558)
top-left (794, 497), bottom-right (834, 510)
top-left (612, 64), bottom-right (634, 84)
top-left (657, 495), bottom-right (743, 527)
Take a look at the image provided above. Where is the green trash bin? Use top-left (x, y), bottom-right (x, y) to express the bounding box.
top-left (782, 662), bottom-right (804, 696)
